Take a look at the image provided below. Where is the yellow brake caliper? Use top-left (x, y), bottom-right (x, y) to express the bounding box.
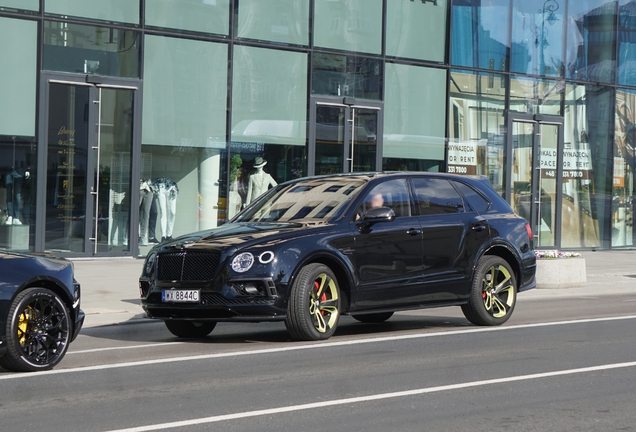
top-left (18, 307), bottom-right (33, 346)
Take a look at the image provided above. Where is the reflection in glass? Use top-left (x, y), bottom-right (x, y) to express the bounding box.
top-left (352, 108), bottom-right (378, 172)
top-left (509, 76), bottom-right (563, 115)
top-left (0, 0), bottom-right (38, 11)
top-left (231, 45), bottom-right (307, 218)
top-left (237, 0), bottom-right (308, 45)
top-left (312, 53), bottom-right (382, 100)
top-left (566, 0), bottom-right (617, 84)
top-left (45, 84), bottom-right (89, 253)
top-left (618, 0), bottom-right (636, 85)
top-left (448, 70), bottom-right (507, 194)
top-left (93, 88), bottom-right (134, 254)
top-left (315, 105), bottom-right (345, 175)
top-left (561, 82), bottom-right (610, 248)
top-left (451, 0), bottom-right (511, 70)
top-left (0, 17), bottom-right (37, 137)
top-left (0, 136), bottom-right (36, 251)
top-left (386, 0), bottom-right (447, 62)
top-left (511, 0), bottom-right (565, 77)
top-left (146, 0), bottom-right (230, 35)
top-left (613, 88), bottom-right (636, 246)
top-left (383, 63), bottom-right (446, 171)
top-left (141, 35), bottom-right (228, 253)
top-left (43, 21), bottom-right (140, 78)
top-left (45, 0), bottom-right (139, 24)
top-left (314, 0), bottom-right (383, 54)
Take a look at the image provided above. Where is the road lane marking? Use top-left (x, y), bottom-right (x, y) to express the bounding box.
top-left (1, 314), bottom-right (635, 381)
top-left (106, 361), bottom-right (636, 432)
top-left (68, 342), bottom-right (186, 355)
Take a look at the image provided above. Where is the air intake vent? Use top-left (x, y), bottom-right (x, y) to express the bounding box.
top-left (157, 251), bottom-right (221, 282)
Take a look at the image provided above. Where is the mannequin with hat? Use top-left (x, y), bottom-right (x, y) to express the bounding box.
top-left (246, 157), bottom-right (277, 205)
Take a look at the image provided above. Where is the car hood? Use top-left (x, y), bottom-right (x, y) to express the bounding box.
top-left (157, 221), bottom-right (326, 252)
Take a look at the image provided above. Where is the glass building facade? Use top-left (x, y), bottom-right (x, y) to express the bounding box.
top-left (0, 0), bottom-right (634, 257)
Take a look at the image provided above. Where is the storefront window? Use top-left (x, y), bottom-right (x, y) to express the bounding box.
top-left (43, 21), bottom-right (140, 78)
top-left (566, 0), bottom-right (617, 84)
top-left (0, 17), bottom-right (37, 251)
top-left (451, 0), bottom-right (511, 71)
top-left (237, 0), bottom-right (309, 45)
top-left (562, 82), bottom-right (612, 248)
top-left (0, 0), bottom-right (38, 11)
top-left (314, 0), bottom-right (383, 55)
top-left (511, 0), bottom-right (565, 77)
top-left (618, 0), bottom-right (636, 86)
top-left (383, 63), bottom-right (447, 171)
top-left (386, 0), bottom-right (447, 62)
top-left (231, 45), bottom-right (307, 219)
top-left (613, 88), bottom-right (636, 247)
top-left (312, 53), bottom-right (382, 100)
top-left (146, 0), bottom-right (230, 36)
top-left (45, 0), bottom-right (139, 25)
top-left (448, 70), bottom-right (507, 195)
top-left (140, 35), bottom-right (228, 255)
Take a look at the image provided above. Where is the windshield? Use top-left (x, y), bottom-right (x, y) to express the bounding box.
top-left (234, 177), bottom-right (367, 223)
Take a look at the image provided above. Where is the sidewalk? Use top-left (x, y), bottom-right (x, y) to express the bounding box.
top-left (72, 250), bottom-right (636, 329)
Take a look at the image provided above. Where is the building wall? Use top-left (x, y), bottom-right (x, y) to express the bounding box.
top-left (0, 0), bottom-right (635, 255)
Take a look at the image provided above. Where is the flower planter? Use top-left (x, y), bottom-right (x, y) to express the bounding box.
top-left (535, 257), bottom-right (587, 289)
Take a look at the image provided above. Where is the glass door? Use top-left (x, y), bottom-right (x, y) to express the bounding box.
top-left (309, 98), bottom-right (382, 175)
top-left (509, 116), bottom-right (564, 248)
top-left (42, 80), bottom-right (137, 256)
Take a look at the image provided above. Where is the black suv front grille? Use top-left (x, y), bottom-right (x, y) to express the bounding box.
top-left (157, 251), bottom-right (221, 282)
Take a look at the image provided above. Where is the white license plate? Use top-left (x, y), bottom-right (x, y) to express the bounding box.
top-left (162, 290), bottom-right (200, 303)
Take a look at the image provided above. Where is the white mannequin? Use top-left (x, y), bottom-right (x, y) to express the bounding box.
top-left (246, 157), bottom-right (277, 205)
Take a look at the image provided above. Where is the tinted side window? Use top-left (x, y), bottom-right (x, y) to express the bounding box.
top-left (453, 181), bottom-right (490, 213)
top-left (412, 178), bottom-right (463, 215)
top-left (358, 179), bottom-right (411, 218)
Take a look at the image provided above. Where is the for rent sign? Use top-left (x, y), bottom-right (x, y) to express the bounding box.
top-left (447, 141), bottom-right (477, 175)
top-left (540, 146), bottom-right (592, 180)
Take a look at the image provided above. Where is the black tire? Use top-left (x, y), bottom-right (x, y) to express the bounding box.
top-left (164, 320), bottom-right (216, 338)
top-left (0, 288), bottom-right (71, 372)
top-left (285, 263), bottom-right (341, 341)
top-left (352, 312), bottom-right (394, 323)
top-left (462, 256), bottom-right (517, 326)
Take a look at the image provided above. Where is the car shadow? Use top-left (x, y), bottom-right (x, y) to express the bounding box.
top-left (77, 313), bottom-right (473, 346)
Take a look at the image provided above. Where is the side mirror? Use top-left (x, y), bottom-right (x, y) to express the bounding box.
top-left (361, 207), bottom-right (396, 226)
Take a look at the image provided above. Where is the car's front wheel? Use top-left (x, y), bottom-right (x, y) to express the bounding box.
top-left (0, 288), bottom-right (71, 372)
top-left (164, 320), bottom-right (216, 338)
top-left (352, 312), bottom-right (394, 323)
top-left (285, 263), bottom-right (341, 341)
top-left (462, 256), bottom-right (517, 326)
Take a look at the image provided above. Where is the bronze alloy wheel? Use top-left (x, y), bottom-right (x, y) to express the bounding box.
top-left (462, 256), bottom-right (517, 326)
top-left (285, 263), bottom-right (341, 341)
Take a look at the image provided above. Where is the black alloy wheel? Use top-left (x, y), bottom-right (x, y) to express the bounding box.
top-left (0, 288), bottom-right (71, 372)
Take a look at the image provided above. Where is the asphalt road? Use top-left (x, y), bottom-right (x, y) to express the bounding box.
top-left (1, 293), bottom-right (636, 432)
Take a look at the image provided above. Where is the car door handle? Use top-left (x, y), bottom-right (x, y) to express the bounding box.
top-left (407, 228), bottom-right (421, 236)
top-left (472, 225), bottom-right (487, 232)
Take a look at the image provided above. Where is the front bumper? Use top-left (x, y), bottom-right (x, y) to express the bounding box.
top-left (72, 309), bottom-right (85, 342)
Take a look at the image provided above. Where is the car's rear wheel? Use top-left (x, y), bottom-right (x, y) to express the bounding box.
top-left (0, 288), bottom-right (71, 372)
top-left (164, 320), bottom-right (216, 338)
top-left (285, 263), bottom-right (341, 341)
top-left (351, 312), bottom-right (394, 323)
top-left (462, 256), bottom-right (517, 326)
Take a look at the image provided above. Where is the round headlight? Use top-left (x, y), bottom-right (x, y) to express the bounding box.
top-left (231, 252), bottom-right (254, 273)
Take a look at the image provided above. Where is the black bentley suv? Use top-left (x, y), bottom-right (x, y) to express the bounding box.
top-left (140, 173), bottom-right (536, 341)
